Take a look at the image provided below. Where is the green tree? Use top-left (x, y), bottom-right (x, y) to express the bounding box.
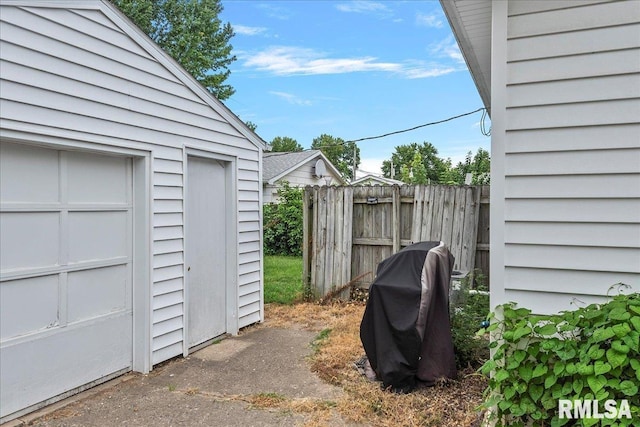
top-left (310, 134), bottom-right (360, 180)
top-left (381, 142), bottom-right (450, 184)
top-left (411, 152), bottom-right (428, 184)
top-left (399, 164), bottom-right (411, 183)
top-left (270, 136), bottom-right (303, 153)
top-left (453, 148), bottom-right (491, 185)
top-left (245, 121), bottom-right (257, 132)
top-left (111, 0), bottom-right (236, 100)
top-left (439, 158), bottom-right (459, 185)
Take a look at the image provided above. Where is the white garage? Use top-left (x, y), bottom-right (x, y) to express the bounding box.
top-left (0, 1), bottom-right (264, 422)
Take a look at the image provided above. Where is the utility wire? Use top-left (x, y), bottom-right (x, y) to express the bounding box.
top-left (345, 107), bottom-right (486, 144)
top-left (305, 107), bottom-right (489, 151)
top-left (480, 108), bottom-right (491, 136)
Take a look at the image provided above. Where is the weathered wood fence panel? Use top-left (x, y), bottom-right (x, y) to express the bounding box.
top-left (475, 185), bottom-right (490, 282)
top-left (303, 184), bottom-right (489, 297)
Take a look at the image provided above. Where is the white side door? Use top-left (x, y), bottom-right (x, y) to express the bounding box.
top-left (185, 156), bottom-right (227, 348)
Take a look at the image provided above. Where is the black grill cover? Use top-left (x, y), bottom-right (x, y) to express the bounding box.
top-left (359, 241), bottom-right (457, 391)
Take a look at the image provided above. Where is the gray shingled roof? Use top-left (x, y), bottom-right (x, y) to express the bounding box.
top-left (262, 150), bottom-right (321, 182)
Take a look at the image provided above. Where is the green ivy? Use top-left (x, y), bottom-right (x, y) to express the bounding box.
top-left (479, 288), bottom-right (640, 426)
top-left (263, 182), bottom-right (303, 256)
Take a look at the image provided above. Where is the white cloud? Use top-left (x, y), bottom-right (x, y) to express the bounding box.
top-left (269, 91), bottom-right (312, 106)
top-left (429, 36), bottom-right (465, 64)
top-left (335, 1), bottom-right (389, 14)
top-left (240, 46), bottom-right (465, 79)
top-left (416, 12), bottom-right (443, 28)
top-left (243, 46), bottom-right (401, 75)
top-left (404, 65), bottom-right (458, 79)
top-left (233, 25), bottom-right (267, 36)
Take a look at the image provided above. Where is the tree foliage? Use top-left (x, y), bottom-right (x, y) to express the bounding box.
top-left (382, 144), bottom-right (490, 186)
top-left (452, 148), bottom-right (491, 185)
top-left (311, 134), bottom-right (360, 180)
top-left (382, 142), bottom-right (450, 184)
top-left (270, 136), bottom-right (303, 153)
top-left (111, 0), bottom-right (236, 100)
top-left (245, 121), bottom-right (257, 132)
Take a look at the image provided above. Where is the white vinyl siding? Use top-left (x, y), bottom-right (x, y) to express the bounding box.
top-left (280, 158), bottom-right (342, 187)
top-left (499, 0), bottom-right (640, 313)
top-left (263, 158), bottom-right (342, 203)
top-left (0, 1), bottom-right (263, 371)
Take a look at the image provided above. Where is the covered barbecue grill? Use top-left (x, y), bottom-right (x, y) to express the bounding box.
top-left (359, 241), bottom-right (457, 392)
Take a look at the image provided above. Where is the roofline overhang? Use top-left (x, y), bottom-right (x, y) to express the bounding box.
top-left (266, 150), bottom-right (347, 185)
top-left (440, 0), bottom-right (492, 113)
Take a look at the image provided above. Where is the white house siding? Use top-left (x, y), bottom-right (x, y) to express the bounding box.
top-left (263, 159), bottom-right (342, 203)
top-left (494, 0), bottom-right (640, 313)
top-left (0, 0), bottom-right (263, 376)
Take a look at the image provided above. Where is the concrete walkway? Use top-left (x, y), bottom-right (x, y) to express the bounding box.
top-left (6, 327), bottom-right (353, 427)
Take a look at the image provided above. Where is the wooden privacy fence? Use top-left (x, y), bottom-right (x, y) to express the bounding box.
top-left (303, 184), bottom-right (489, 298)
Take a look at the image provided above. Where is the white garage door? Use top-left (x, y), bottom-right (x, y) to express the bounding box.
top-left (0, 141), bottom-right (133, 419)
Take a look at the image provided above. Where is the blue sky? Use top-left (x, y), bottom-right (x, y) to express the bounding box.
top-left (220, 0), bottom-right (490, 175)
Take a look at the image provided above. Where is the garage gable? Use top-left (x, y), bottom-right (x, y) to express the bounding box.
top-left (0, 0), bottom-right (265, 151)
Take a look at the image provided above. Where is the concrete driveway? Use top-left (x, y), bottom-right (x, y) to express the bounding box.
top-left (6, 327), bottom-right (354, 427)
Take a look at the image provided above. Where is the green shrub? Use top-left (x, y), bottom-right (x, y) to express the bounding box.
top-left (450, 270), bottom-right (490, 369)
top-left (479, 286), bottom-right (640, 427)
top-left (263, 182), bottom-right (303, 256)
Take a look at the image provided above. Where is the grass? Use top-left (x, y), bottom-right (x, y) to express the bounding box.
top-left (264, 255), bottom-right (303, 304)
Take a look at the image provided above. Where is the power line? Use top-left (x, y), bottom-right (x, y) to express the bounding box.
top-left (345, 107), bottom-right (486, 144)
top-left (306, 107), bottom-right (488, 152)
top-left (266, 108), bottom-right (489, 150)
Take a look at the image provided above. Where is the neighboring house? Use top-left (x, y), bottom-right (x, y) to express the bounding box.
top-left (262, 150), bottom-right (346, 203)
top-left (0, 1), bottom-right (265, 421)
top-left (441, 0), bottom-right (640, 314)
top-left (351, 173), bottom-right (405, 186)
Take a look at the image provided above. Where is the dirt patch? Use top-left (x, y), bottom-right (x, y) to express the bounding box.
top-left (264, 301), bottom-right (487, 427)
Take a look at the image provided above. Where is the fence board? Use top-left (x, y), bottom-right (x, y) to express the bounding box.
top-left (334, 187), bottom-right (344, 290)
top-left (343, 187), bottom-right (354, 288)
top-left (302, 185), bottom-right (311, 292)
top-left (303, 184), bottom-right (488, 298)
top-left (392, 186), bottom-right (401, 253)
top-left (315, 187), bottom-right (327, 294)
top-left (429, 186), bottom-right (445, 241)
top-left (460, 187), bottom-right (481, 274)
top-left (422, 186), bottom-right (435, 241)
top-left (411, 185), bottom-right (424, 243)
top-left (324, 187), bottom-right (335, 296)
top-left (475, 185), bottom-right (490, 283)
